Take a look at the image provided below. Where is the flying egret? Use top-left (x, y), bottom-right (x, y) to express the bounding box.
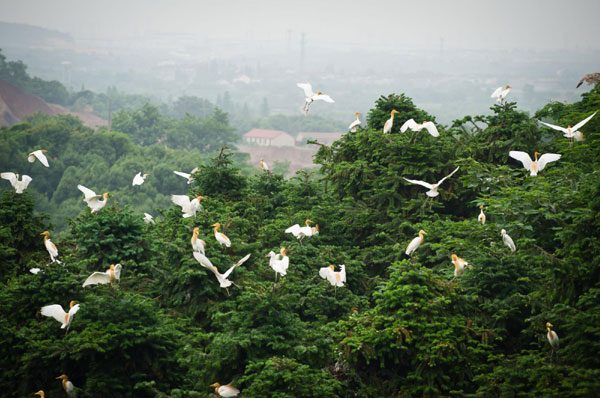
top-left (173, 168), bottom-right (199, 184)
top-left (451, 254), bottom-right (471, 277)
top-left (34, 390), bottom-right (45, 398)
top-left (143, 213), bottom-right (155, 224)
top-left (285, 219), bottom-right (315, 244)
top-left (348, 112), bottom-right (361, 132)
top-left (403, 166), bottom-right (460, 198)
top-left (206, 254), bottom-right (251, 295)
top-left (538, 111), bottom-right (596, 144)
top-left (501, 229), bottom-right (516, 252)
top-left (266, 247), bottom-right (289, 281)
top-left (406, 230), bottom-right (427, 256)
top-left (171, 195), bottom-right (205, 218)
top-left (191, 227), bottom-right (206, 254)
top-left (211, 222), bottom-right (231, 247)
top-left (546, 322), bottom-right (559, 357)
top-left (77, 184), bottom-right (108, 213)
top-left (508, 151), bottom-right (561, 176)
top-left (297, 82), bottom-right (334, 115)
top-left (478, 205), bottom-right (486, 224)
top-left (319, 264), bottom-right (346, 296)
top-left (193, 250), bottom-right (213, 270)
top-left (83, 263), bottom-right (122, 287)
top-left (1, 172), bottom-right (32, 193)
top-left (210, 382), bottom-right (240, 397)
top-left (40, 231), bottom-right (60, 263)
top-left (132, 172), bottom-right (150, 186)
top-left (491, 85), bottom-right (511, 102)
top-left (56, 374), bottom-right (75, 396)
top-left (383, 110), bottom-right (400, 134)
top-left (28, 149), bottom-right (50, 167)
top-left (576, 73), bottom-right (600, 88)
top-left (40, 301), bottom-right (80, 332)
top-left (400, 119), bottom-right (440, 140)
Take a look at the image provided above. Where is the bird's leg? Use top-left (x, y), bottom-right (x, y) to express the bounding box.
top-left (275, 271), bottom-right (278, 282)
top-left (334, 285), bottom-right (337, 298)
top-left (225, 287), bottom-right (230, 296)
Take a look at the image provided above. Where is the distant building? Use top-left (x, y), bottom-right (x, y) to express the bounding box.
top-left (296, 132), bottom-right (345, 146)
top-left (243, 128), bottom-right (295, 147)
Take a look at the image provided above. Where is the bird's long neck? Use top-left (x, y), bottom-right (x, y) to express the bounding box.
top-left (213, 225), bottom-right (220, 233)
top-left (390, 111), bottom-right (396, 119)
top-left (43, 235), bottom-right (49, 243)
top-left (547, 325), bottom-right (552, 334)
top-left (419, 232), bottom-right (424, 244)
top-left (62, 378), bottom-right (68, 391)
top-left (534, 152), bottom-right (539, 162)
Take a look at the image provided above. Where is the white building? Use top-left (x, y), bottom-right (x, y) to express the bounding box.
top-left (243, 128), bottom-right (295, 147)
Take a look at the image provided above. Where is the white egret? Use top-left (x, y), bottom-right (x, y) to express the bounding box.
top-left (285, 219), bottom-right (315, 244)
top-left (501, 229), bottom-right (516, 252)
top-left (171, 194), bottom-right (205, 218)
top-left (546, 322), bottom-right (559, 357)
top-left (28, 149), bottom-right (50, 167)
top-left (383, 110), bottom-right (400, 134)
top-left (143, 213), bottom-right (155, 224)
top-left (193, 250), bottom-right (213, 270)
top-left (1, 172), bottom-right (32, 193)
top-left (491, 85), bottom-right (511, 102)
top-left (77, 184), bottom-right (108, 213)
top-left (206, 254), bottom-right (251, 295)
top-left (508, 151), bottom-right (561, 176)
top-left (40, 301), bottom-right (80, 332)
top-left (266, 247), bottom-right (289, 281)
top-left (30, 268), bottom-right (42, 274)
top-left (400, 119), bottom-right (440, 139)
top-left (451, 254), bottom-right (471, 277)
top-left (191, 227), bottom-right (206, 254)
top-left (260, 159), bottom-right (270, 172)
top-left (40, 231), bottom-right (60, 263)
top-left (538, 111), bottom-right (596, 144)
top-left (576, 73), bottom-right (600, 88)
top-left (319, 264), bottom-right (346, 296)
top-left (211, 222), bottom-right (231, 247)
top-left (83, 263), bottom-right (122, 287)
top-left (297, 82), bottom-right (334, 115)
top-left (173, 168), bottom-right (199, 184)
top-left (210, 382), bottom-right (240, 397)
top-left (403, 166), bottom-right (460, 198)
top-left (348, 112), bottom-right (361, 132)
top-left (478, 205), bottom-right (486, 225)
top-left (132, 172), bottom-right (149, 186)
top-left (406, 230), bottom-right (427, 256)
top-left (56, 374), bottom-right (75, 396)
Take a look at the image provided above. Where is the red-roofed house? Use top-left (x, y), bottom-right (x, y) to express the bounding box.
top-left (243, 128), bottom-right (295, 147)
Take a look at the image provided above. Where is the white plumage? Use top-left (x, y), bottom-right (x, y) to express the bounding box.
top-left (28, 149), bottom-right (50, 167)
top-left (383, 110), bottom-right (400, 134)
top-left (400, 119), bottom-right (440, 137)
top-left (83, 263), bottom-right (122, 287)
top-left (41, 231), bottom-right (60, 263)
top-left (538, 111), bottom-right (596, 142)
top-left (210, 382), bottom-right (240, 397)
top-left (205, 254), bottom-right (251, 294)
top-left (285, 219), bottom-right (316, 244)
top-left (501, 229), bottom-right (516, 252)
top-left (297, 82), bottom-right (335, 115)
top-left (132, 172), bottom-right (149, 186)
top-left (211, 222), bottom-right (231, 247)
top-left (77, 184), bottom-right (108, 213)
top-left (171, 194), bottom-right (204, 218)
top-left (319, 264), bottom-right (346, 287)
top-left (406, 230), bottom-right (427, 256)
top-left (173, 168), bottom-right (198, 184)
top-left (508, 151), bottom-right (561, 176)
top-left (1, 172), bottom-right (32, 193)
top-left (491, 85), bottom-right (511, 102)
top-left (546, 322), bottom-right (559, 353)
top-left (403, 166), bottom-right (460, 198)
top-left (348, 112), bottom-right (361, 132)
top-left (266, 248), bottom-right (290, 280)
top-left (40, 301), bottom-right (80, 330)
top-left (143, 213), bottom-right (155, 224)
top-left (191, 227), bottom-right (206, 255)
top-left (478, 206), bottom-right (486, 224)
top-left (451, 254), bottom-right (471, 277)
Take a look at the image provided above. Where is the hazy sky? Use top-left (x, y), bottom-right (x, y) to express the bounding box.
top-left (1, 0), bottom-right (599, 50)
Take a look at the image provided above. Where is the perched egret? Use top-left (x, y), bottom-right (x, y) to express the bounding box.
top-left (132, 172), bottom-right (150, 186)
top-left (40, 231), bottom-right (60, 263)
top-left (206, 254), bottom-right (251, 295)
top-left (400, 119), bottom-right (440, 139)
top-left (478, 205), bottom-right (486, 225)
top-left (383, 109), bottom-right (400, 134)
top-left (34, 390), bottom-right (45, 398)
top-left (191, 227), bottom-right (206, 254)
top-left (491, 85), bottom-right (511, 102)
top-left (297, 82), bottom-right (334, 115)
top-left (348, 112), bottom-right (361, 132)
top-left (501, 229), bottom-right (516, 252)
top-left (210, 382), bottom-right (240, 397)
top-left (406, 230), bottom-right (427, 256)
top-left (319, 264), bottom-right (346, 296)
top-left (173, 168), bottom-right (199, 184)
top-left (508, 151), bottom-right (561, 176)
top-left (143, 213), bottom-right (155, 224)
top-left (266, 247), bottom-right (289, 281)
top-left (171, 195), bottom-right (205, 218)
top-left (1, 172), bottom-right (32, 193)
top-left (538, 111), bottom-right (596, 144)
top-left (546, 322), bottom-right (559, 357)
top-left (285, 219), bottom-right (315, 244)
top-left (260, 158), bottom-right (270, 173)
top-left (403, 166), bottom-right (460, 198)
top-left (211, 222), bottom-right (231, 247)
top-left (28, 149), bottom-right (50, 167)
top-left (77, 184), bottom-right (108, 213)
top-left (451, 254), bottom-right (471, 277)
top-left (41, 301), bottom-right (80, 332)
top-left (56, 374), bottom-right (75, 396)
top-left (83, 263), bottom-right (122, 287)
top-left (576, 73), bottom-right (600, 88)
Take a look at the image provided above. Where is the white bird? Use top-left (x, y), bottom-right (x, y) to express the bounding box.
top-left (451, 254), bottom-right (471, 277)
top-left (383, 109), bottom-right (400, 134)
top-left (400, 119), bottom-right (440, 137)
top-left (546, 322), bottom-right (559, 356)
top-left (348, 112), bottom-right (361, 132)
top-left (1, 172), bottom-right (32, 193)
top-left (501, 229), bottom-right (516, 252)
top-left (285, 219), bottom-right (315, 244)
top-left (82, 263), bottom-right (122, 287)
top-left (260, 158), bottom-right (270, 172)
top-left (206, 254), bottom-right (251, 295)
top-left (173, 168), bottom-right (199, 184)
top-left (191, 227), bottom-right (206, 255)
top-left (56, 374), bottom-right (75, 396)
top-left (211, 222), bottom-right (231, 247)
top-left (478, 205), bottom-right (486, 225)
top-left (77, 184), bottom-right (108, 213)
top-left (403, 166), bottom-right (460, 198)
top-left (143, 213), bottom-right (155, 224)
top-left (30, 268), bottom-right (42, 274)
top-left (297, 82), bottom-right (334, 115)
top-left (491, 85), bottom-right (511, 102)
top-left (406, 230), bottom-right (427, 256)
top-left (538, 111), bottom-right (596, 143)
top-left (40, 301), bottom-right (80, 331)
top-left (28, 149), bottom-right (50, 167)
top-left (210, 382), bottom-right (240, 398)
top-left (319, 264), bottom-right (346, 296)
top-left (193, 250), bottom-right (214, 270)
top-left (171, 194), bottom-right (205, 218)
top-left (132, 172), bottom-right (150, 186)
top-left (40, 231), bottom-right (60, 263)
top-left (266, 247), bottom-right (290, 281)
top-left (508, 151), bottom-right (561, 176)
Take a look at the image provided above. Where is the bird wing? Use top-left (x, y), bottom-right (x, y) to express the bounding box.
top-left (508, 151), bottom-right (533, 171)
top-left (403, 177), bottom-right (433, 190)
top-left (285, 224), bottom-right (302, 236)
top-left (77, 184), bottom-right (97, 199)
top-left (538, 120), bottom-right (566, 133)
top-left (491, 87), bottom-right (502, 98)
top-left (437, 166), bottom-right (460, 186)
top-left (193, 251), bottom-right (214, 269)
top-left (572, 111), bottom-right (597, 131)
top-left (340, 265), bottom-right (346, 282)
top-left (32, 150), bottom-right (50, 167)
top-left (114, 263), bottom-right (122, 280)
top-left (400, 119), bottom-right (417, 132)
top-left (348, 119), bottom-right (361, 131)
top-left (319, 267), bottom-right (333, 280)
top-left (313, 94), bottom-right (334, 103)
top-left (423, 122), bottom-right (440, 137)
top-left (219, 385), bottom-right (240, 396)
top-left (537, 153), bottom-right (561, 172)
top-left (297, 82), bottom-right (313, 97)
top-left (21, 175), bottom-right (33, 189)
top-left (1, 172), bottom-right (17, 185)
top-left (405, 236), bottom-right (420, 255)
top-left (40, 304), bottom-right (67, 323)
top-left (173, 170), bottom-right (191, 179)
top-left (132, 172), bottom-right (143, 185)
top-left (232, 253), bottom-right (251, 268)
top-left (279, 256), bottom-right (290, 271)
top-left (83, 272), bottom-right (111, 287)
top-left (171, 195), bottom-right (191, 209)
top-left (69, 304), bottom-right (80, 317)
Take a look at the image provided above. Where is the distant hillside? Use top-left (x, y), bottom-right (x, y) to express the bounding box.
top-left (0, 21), bottom-right (74, 48)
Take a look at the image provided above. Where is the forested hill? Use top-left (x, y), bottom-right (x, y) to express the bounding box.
top-left (1, 84), bottom-right (599, 397)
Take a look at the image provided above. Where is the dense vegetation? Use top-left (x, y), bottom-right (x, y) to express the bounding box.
top-left (1, 74), bottom-right (599, 397)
